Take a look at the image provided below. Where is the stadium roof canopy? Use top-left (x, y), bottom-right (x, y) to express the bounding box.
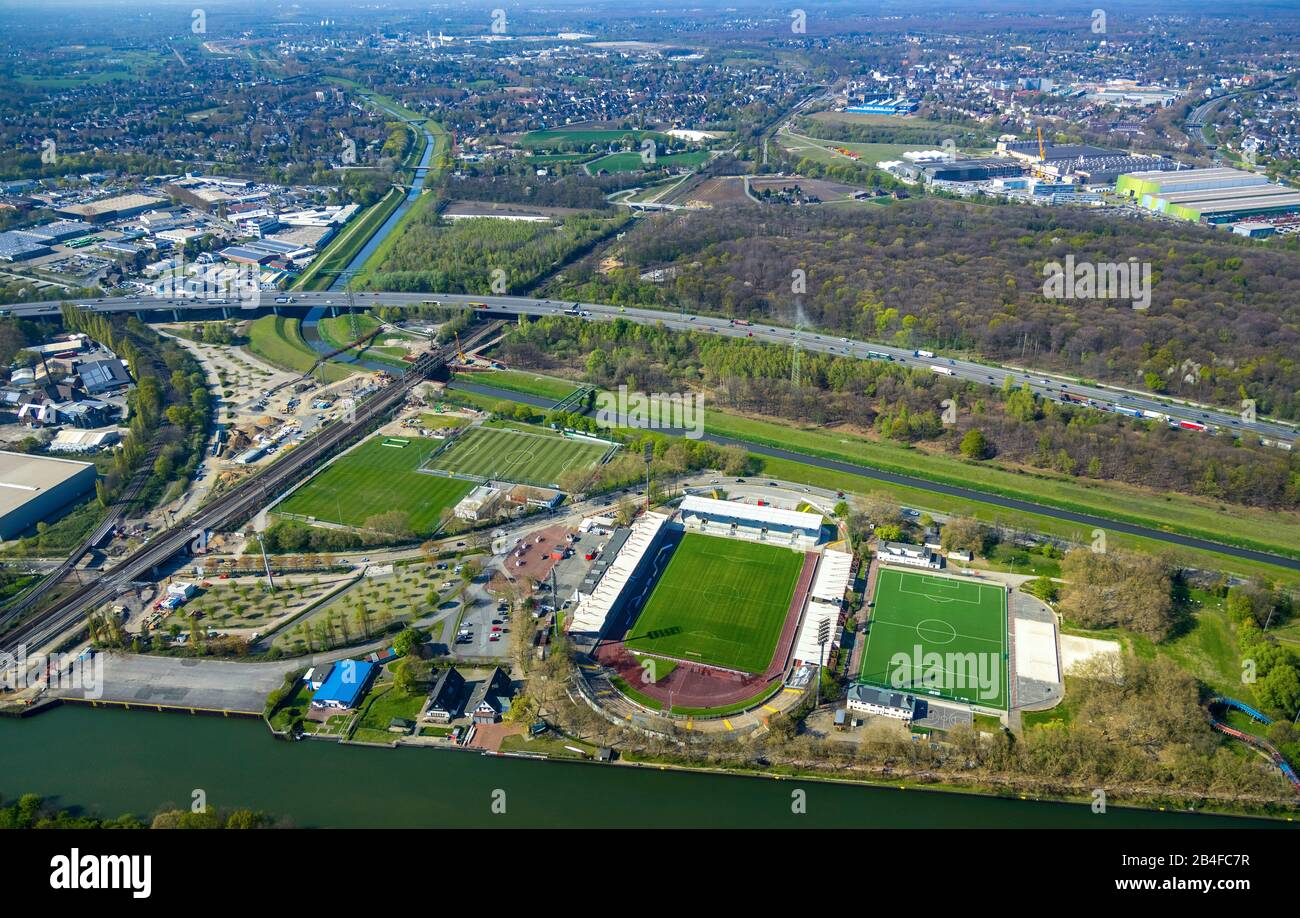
top-left (679, 495), bottom-right (822, 534)
top-left (568, 511), bottom-right (671, 636)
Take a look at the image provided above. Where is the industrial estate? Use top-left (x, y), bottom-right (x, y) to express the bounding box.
top-left (0, 0), bottom-right (1299, 856)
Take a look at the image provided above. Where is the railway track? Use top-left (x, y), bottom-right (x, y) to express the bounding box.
top-left (0, 320), bottom-right (501, 655)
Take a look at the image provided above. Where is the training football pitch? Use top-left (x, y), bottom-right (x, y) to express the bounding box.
top-left (277, 436), bottom-right (473, 535)
top-left (622, 533), bottom-right (806, 674)
top-left (859, 567), bottom-right (1008, 709)
top-left (423, 425), bottom-right (612, 488)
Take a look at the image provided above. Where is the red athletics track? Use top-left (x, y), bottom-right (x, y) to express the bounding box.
top-left (597, 550), bottom-right (819, 711)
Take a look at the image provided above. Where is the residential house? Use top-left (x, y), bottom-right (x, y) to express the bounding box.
top-left (423, 666), bottom-right (466, 723)
top-left (465, 667), bottom-right (513, 725)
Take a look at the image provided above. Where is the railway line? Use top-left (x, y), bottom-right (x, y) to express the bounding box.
top-left (0, 320), bottom-right (502, 655)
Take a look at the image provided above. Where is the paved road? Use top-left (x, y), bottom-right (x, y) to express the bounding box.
top-left (450, 379), bottom-right (1300, 571)
top-left (9, 290), bottom-right (1294, 446)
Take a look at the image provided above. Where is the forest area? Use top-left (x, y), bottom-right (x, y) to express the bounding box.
top-left (542, 200), bottom-right (1300, 423)
top-left (356, 211), bottom-right (630, 295)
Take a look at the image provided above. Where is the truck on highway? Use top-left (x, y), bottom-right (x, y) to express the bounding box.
top-left (1177, 420), bottom-right (1209, 432)
top-left (563, 307), bottom-right (581, 317)
top-left (930, 365), bottom-right (956, 376)
top-left (733, 319), bottom-right (752, 326)
top-left (866, 350), bottom-right (893, 361)
top-left (915, 349), bottom-right (936, 359)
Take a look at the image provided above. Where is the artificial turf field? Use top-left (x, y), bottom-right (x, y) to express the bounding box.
top-left (422, 425), bottom-right (612, 488)
top-left (859, 567), bottom-right (1009, 709)
top-left (277, 435), bottom-right (473, 535)
top-left (622, 533), bottom-right (806, 674)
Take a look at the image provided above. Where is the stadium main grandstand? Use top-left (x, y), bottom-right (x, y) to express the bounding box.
top-left (572, 496), bottom-right (853, 716)
top-left (677, 494), bottom-right (823, 547)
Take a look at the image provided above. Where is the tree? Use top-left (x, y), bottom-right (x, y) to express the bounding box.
top-left (393, 626), bottom-right (426, 658)
top-left (1057, 549), bottom-right (1174, 639)
top-left (960, 428), bottom-right (993, 460)
top-left (940, 517), bottom-right (988, 556)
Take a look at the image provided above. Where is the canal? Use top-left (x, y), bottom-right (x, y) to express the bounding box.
top-left (0, 705), bottom-right (1283, 828)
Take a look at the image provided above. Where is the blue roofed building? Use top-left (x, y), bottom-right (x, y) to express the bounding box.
top-left (310, 659), bottom-right (376, 710)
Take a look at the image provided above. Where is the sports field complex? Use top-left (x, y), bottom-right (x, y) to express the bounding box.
top-left (858, 567), bottom-right (1008, 709)
top-left (277, 435), bottom-right (473, 535)
top-left (422, 424), bottom-right (616, 489)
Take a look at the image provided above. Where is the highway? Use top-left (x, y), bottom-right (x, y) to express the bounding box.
top-left (0, 320), bottom-right (503, 655)
top-left (7, 291), bottom-right (1295, 446)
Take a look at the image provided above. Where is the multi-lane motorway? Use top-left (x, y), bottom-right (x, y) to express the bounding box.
top-left (8, 291), bottom-right (1294, 446)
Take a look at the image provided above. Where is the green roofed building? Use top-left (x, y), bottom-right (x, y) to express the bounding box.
top-left (1116, 166), bottom-right (1300, 224)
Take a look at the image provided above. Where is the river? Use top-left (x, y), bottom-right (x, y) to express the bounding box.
top-left (0, 706), bottom-right (1283, 828)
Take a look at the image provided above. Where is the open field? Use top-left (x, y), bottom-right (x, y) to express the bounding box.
top-left (588, 150), bottom-right (711, 174)
top-left (245, 315), bottom-right (353, 382)
top-left (472, 369), bottom-right (581, 402)
top-left (423, 425), bottom-right (611, 487)
top-left (777, 130), bottom-right (928, 169)
top-left (859, 567), bottom-right (1008, 709)
top-left (521, 128), bottom-right (670, 149)
top-left (278, 436), bottom-right (473, 534)
top-left (622, 533), bottom-right (805, 673)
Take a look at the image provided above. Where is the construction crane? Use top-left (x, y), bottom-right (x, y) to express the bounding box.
top-left (1037, 125), bottom-right (1047, 162)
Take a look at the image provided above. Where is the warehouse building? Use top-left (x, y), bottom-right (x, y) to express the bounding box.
top-left (0, 451), bottom-right (97, 539)
top-left (997, 141), bottom-right (1182, 185)
top-left (55, 193), bottom-right (165, 224)
top-left (0, 230), bottom-right (52, 263)
top-left (906, 157), bottom-right (1025, 184)
top-left (844, 97), bottom-right (919, 115)
top-left (22, 220), bottom-right (97, 243)
top-left (1116, 167), bottom-right (1300, 224)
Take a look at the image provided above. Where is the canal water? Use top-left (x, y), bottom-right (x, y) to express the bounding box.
top-left (0, 705), bottom-right (1282, 828)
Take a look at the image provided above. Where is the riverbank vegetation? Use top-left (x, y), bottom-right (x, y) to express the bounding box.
top-left (0, 793), bottom-right (277, 829)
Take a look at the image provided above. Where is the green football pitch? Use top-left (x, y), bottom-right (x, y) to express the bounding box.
top-left (422, 425), bottom-right (612, 488)
top-left (622, 533), bottom-right (806, 674)
top-left (859, 567), bottom-right (1008, 709)
top-left (277, 436), bottom-right (473, 536)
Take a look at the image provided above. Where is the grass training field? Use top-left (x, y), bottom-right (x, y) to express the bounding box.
top-left (859, 567), bottom-right (1008, 709)
top-left (278, 435), bottom-right (473, 535)
top-left (521, 128), bottom-right (669, 149)
top-left (623, 533), bottom-right (805, 674)
top-left (588, 150), bottom-right (711, 174)
top-left (423, 425), bottom-right (611, 488)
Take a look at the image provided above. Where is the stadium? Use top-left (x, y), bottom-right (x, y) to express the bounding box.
top-left (574, 495), bottom-right (855, 716)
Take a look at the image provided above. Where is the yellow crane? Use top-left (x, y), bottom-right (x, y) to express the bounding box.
top-left (1037, 125), bottom-right (1047, 162)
